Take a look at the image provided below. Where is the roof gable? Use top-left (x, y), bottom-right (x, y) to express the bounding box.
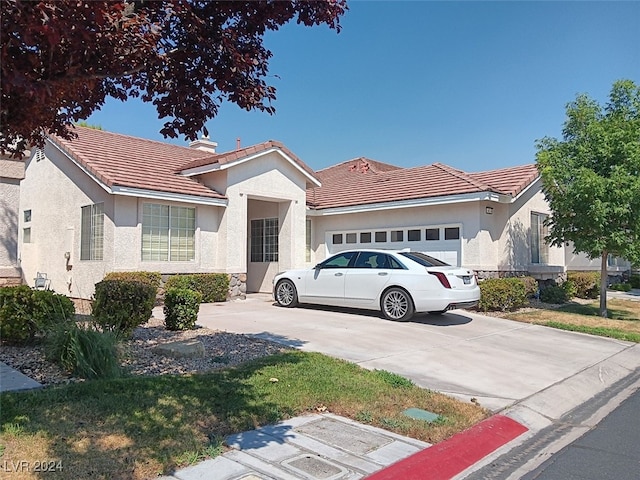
top-left (178, 140), bottom-right (320, 186)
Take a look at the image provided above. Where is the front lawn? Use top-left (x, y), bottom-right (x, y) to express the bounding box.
top-left (503, 298), bottom-right (640, 342)
top-left (0, 351), bottom-right (487, 480)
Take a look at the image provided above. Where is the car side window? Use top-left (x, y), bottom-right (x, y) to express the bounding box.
top-left (354, 252), bottom-right (377, 268)
top-left (320, 251), bottom-right (357, 268)
top-left (387, 255), bottom-right (406, 269)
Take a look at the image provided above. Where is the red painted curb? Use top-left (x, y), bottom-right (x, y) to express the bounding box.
top-left (366, 415), bottom-right (528, 480)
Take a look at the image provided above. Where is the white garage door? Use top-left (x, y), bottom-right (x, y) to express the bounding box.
top-left (326, 225), bottom-right (463, 266)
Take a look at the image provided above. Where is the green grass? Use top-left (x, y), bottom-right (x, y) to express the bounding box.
top-left (0, 351), bottom-right (487, 480)
top-left (555, 303), bottom-right (638, 321)
top-left (505, 299), bottom-right (640, 343)
top-left (544, 321), bottom-right (640, 342)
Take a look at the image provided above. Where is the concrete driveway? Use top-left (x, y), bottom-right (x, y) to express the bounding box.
top-left (194, 294), bottom-right (637, 412)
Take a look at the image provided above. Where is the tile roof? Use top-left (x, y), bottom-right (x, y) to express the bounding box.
top-left (179, 140), bottom-right (319, 182)
top-left (315, 157), bottom-right (402, 183)
top-left (51, 127), bottom-right (225, 200)
top-left (307, 162), bottom-right (539, 210)
top-left (50, 127), bottom-right (539, 210)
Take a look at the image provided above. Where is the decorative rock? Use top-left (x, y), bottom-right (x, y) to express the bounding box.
top-left (153, 340), bottom-right (205, 359)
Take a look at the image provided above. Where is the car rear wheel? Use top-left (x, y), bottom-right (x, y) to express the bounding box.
top-left (275, 279), bottom-right (298, 307)
top-left (381, 288), bottom-right (414, 321)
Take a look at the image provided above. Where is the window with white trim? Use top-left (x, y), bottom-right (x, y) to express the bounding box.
top-left (142, 204), bottom-right (195, 261)
top-left (81, 203), bottom-right (104, 260)
top-left (305, 219), bottom-right (312, 262)
top-left (530, 212), bottom-right (549, 264)
top-left (23, 209), bottom-right (32, 243)
top-left (251, 218), bottom-right (279, 262)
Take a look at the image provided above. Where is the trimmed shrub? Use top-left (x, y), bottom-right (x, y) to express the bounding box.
top-left (164, 273), bottom-right (229, 303)
top-left (92, 279), bottom-right (156, 337)
top-left (31, 289), bottom-right (75, 331)
top-left (45, 322), bottom-right (121, 379)
top-left (0, 285), bottom-right (37, 344)
top-left (478, 278), bottom-right (528, 312)
top-left (562, 279), bottom-right (577, 300)
top-left (0, 286), bottom-right (75, 344)
top-left (539, 283), bottom-right (570, 304)
top-left (610, 283), bottom-right (632, 292)
top-left (630, 274), bottom-right (640, 289)
top-left (164, 288), bottom-right (202, 331)
top-left (567, 271), bottom-right (600, 299)
top-left (519, 276), bottom-right (539, 298)
top-left (103, 271), bottom-right (161, 288)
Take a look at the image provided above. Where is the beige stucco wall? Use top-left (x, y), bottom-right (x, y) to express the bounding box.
top-left (19, 144), bottom-right (116, 297)
top-left (114, 196), bottom-right (224, 275)
top-left (199, 151), bottom-right (309, 292)
top-left (499, 184), bottom-right (564, 277)
top-left (565, 249), bottom-right (631, 273)
top-left (0, 158), bottom-right (24, 282)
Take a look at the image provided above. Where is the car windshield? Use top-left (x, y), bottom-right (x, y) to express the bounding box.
top-left (399, 251), bottom-right (450, 267)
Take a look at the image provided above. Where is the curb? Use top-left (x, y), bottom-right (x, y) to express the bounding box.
top-left (365, 415), bottom-right (528, 480)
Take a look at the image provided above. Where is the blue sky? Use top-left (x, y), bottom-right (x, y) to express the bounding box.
top-left (87, 0), bottom-right (640, 172)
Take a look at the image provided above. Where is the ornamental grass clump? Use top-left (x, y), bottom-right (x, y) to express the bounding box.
top-left (45, 322), bottom-right (121, 379)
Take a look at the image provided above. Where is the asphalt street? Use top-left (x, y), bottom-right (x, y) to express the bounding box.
top-left (463, 368), bottom-right (640, 480)
top-left (520, 385), bottom-right (640, 480)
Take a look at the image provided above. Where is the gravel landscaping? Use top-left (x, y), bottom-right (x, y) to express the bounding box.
top-left (0, 316), bottom-right (290, 387)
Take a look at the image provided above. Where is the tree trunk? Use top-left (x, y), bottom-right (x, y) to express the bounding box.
top-left (599, 251), bottom-right (608, 318)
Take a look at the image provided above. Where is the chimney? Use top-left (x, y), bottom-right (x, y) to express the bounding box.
top-left (189, 135), bottom-right (218, 153)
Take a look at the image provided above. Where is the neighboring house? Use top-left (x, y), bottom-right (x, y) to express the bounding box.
top-left (15, 127), bottom-right (630, 299)
top-left (0, 152), bottom-right (25, 286)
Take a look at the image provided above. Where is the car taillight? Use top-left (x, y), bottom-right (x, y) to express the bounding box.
top-left (429, 271), bottom-right (451, 289)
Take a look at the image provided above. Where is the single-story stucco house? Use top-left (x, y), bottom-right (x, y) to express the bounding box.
top-left (9, 126), bottom-right (630, 299)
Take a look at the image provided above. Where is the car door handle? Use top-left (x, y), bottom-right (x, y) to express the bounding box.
top-left (378, 272), bottom-right (388, 276)
top-left (334, 272), bottom-right (344, 277)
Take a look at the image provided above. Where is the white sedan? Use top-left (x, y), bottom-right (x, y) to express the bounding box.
top-left (273, 249), bottom-right (480, 321)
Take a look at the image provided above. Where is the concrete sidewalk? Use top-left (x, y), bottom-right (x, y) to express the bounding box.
top-left (0, 361), bottom-right (42, 392)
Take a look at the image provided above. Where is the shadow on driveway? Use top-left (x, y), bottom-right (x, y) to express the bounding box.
top-left (272, 302), bottom-right (474, 326)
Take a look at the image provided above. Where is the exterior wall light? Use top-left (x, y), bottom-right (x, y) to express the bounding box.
top-left (486, 207), bottom-right (494, 214)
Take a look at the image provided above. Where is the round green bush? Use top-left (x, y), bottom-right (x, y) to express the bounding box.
top-left (0, 285), bottom-right (37, 344)
top-left (539, 284), bottom-right (569, 304)
top-left (478, 278), bottom-right (528, 312)
top-left (92, 279), bottom-right (156, 337)
top-left (0, 286), bottom-right (75, 344)
top-left (609, 283), bottom-right (632, 292)
top-left (567, 272), bottom-right (600, 299)
top-left (164, 288), bottom-right (202, 331)
top-left (31, 289), bottom-right (75, 331)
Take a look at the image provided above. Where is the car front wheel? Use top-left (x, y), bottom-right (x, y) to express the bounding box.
top-left (381, 288), bottom-right (414, 321)
top-left (275, 279), bottom-right (298, 307)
